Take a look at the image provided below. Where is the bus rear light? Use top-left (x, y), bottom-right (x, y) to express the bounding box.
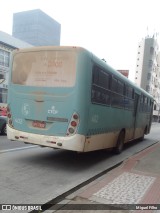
top-left (68, 128), bottom-right (75, 134)
top-left (67, 112), bottom-right (80, 136)
top-left (73, 114), bottom-right (78, 120)
top-left (71, 121), bottom-right (77, 127)
top-left (7, 106), bottom-right (10, 113)
top-left (8, 113), bottom-right (11, 118)
top-left (7, 105), bottom-right (14, 128)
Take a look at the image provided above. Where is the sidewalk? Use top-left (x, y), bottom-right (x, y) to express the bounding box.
top-left (52, 142), bottom-right (160, 213)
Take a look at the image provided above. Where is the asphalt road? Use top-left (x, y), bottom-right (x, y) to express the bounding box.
top-left (0, 123), bottom-right (160, 206)
top-left (0, 135), bottom-right (34, 151)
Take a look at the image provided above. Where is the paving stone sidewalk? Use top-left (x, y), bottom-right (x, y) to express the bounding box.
top-left (51, 142), bottom-right (160, 213)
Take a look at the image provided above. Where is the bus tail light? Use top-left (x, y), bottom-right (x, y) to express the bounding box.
top-left (71, 121), bottom-right (77, 127)
top-left (8, 113), bottom-right (12, 119)
top-left (7, 106), bottom-right (14, 128)
top-left (67, 112), bottom-right (80, 136)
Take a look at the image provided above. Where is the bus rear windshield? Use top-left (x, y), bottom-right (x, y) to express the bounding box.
top-left (12, 50), bottom-right (76, 87)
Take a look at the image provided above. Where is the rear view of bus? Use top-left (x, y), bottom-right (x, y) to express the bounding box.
top-left (7, 46), bottom-right (87, 152)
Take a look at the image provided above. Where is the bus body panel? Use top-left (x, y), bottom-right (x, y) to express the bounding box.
top-left (9, 88), bottom-right (77, 136)
top-left (7, 125), bottom-right (86, 152)
top-left (7, 46), bottom-right (154, 153)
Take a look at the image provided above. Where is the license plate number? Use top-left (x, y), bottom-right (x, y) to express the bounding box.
top-left (32, 121), bottom-right (46, 128)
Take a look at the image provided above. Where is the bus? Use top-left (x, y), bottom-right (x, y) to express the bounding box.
top-left (7, 46), bottom-right (154, 153)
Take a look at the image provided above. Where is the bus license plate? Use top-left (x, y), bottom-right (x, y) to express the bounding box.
top-left (32, 121), bottom-right (46, 128)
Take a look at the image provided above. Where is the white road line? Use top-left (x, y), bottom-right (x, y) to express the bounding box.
top-left (0, 145), bottom-right (38, 154)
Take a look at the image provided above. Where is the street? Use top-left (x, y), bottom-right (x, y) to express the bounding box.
top-left (0, 123), bottom-right (160, 206)
top-left (0, 135), bottom-right (34, 152)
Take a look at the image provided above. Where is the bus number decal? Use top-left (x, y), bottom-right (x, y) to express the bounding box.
top-left (22, 103), bottom-right (30, 116)
top-left (48, 106), bottom-right (58, 114)
top-left (15, 118), bottom-right (23, 124)
top-left (91, 114), bottom-right (99, 123)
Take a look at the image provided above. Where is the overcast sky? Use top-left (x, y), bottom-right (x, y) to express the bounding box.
top-left (0, 0), bottom-right (160, 81)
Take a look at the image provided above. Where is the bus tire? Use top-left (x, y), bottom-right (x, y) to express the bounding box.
top-left (1, 124), bottom-right (7, 135)
top-left (114, 131), bottom-right (125, 154)
top-left (139, 126), bottom-right (147, 141)
top-left (139, 132), bottom-right (144, 141)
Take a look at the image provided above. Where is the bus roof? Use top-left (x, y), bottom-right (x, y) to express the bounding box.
top-left (12, 46), bottom-right (88, 54)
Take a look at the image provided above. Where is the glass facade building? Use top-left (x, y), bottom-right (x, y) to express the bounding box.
top-left (12, 9), bottom-right (61, 46)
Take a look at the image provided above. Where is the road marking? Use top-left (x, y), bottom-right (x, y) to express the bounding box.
top-left (0, 145), bottom-right (38, 154)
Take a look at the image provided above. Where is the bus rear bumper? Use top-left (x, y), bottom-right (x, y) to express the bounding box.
top-left (7, 125), bottom-right (86, 152)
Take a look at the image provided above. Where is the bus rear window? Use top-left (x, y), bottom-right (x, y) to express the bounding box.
top-left (12, 50), bottom-right (76, 87)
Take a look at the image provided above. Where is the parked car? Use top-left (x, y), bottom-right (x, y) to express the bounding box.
top-left (0, 106), bottom-right (7, 116)
top-left (0, 116), bottom-right (7, 135)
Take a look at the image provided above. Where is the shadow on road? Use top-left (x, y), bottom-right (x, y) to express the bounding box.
top-left (16, 138), bottom-right (150, 172)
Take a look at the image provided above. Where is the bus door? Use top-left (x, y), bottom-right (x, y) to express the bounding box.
top-left (132, 93), bottom-right (140, 138)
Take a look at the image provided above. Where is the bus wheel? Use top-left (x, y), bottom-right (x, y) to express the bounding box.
top-left (114, 131), bottom-right (125, 154)
top-left (1, 124), bottom-right (7, 135)
top-left (139, 132), bottom-right (144, 141)
top-left (139, 126), bottom-right (147, 141)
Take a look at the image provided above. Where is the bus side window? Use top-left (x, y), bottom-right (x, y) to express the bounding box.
top-left (140, 95), bottom-right (144, 112)
top-left (111, 77), bottom-right (118, 92)
top-left (124, 85), bottom-right (128, 97)
top-left (124, 86), bottom-right (134, 110)
top-left (128, 87), bottom-right (133, 99)
top-left (148, 99), bottom-right (151, 112)
top-left (91, 65), bottom-right (111, 106)
top-left (144, 96), bottom-right (148, 112)
top-left (92, 66), bottom-right (99, 84)
top-left (132, 89), bottom-right (135, 99)
top-left (117, 80), bottom-right (124, 95)
top-left (99, 70), bottom-right (110, 90)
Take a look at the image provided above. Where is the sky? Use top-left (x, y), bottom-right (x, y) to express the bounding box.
top-left (0, 0), bottom-right (160, 82)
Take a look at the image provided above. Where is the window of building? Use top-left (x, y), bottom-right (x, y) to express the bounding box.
top-left (147, 73), bottom-right (151, 80)
top-left (0, 50), bottom-right (10, 67)
top-left (146, 85), bottom-right (150, 92)
top-left (0, 88), bottom-right (7, 103)
top-left (148, 60), bottom-right (153, 68)
top-left (150, 47), bottom-right (154, 55)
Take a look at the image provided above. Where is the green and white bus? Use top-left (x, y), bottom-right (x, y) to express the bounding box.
top-left (7, 46), bottom-right (154, 153)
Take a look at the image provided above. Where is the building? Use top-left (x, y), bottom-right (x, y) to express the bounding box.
top-left (155, 52), bottom-right (160, 121)
top-left (12, 9), bottom-right (61, 46)
top-left (135, 35), bottom-right (160, 121)
top-left (0, 31), bottom-right (33, 104)
top-left (117, 70), bottom-right (129, 78)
